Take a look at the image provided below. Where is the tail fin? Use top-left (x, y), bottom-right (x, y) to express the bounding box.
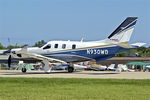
top-left (108, 17), bottom-right (138, 43)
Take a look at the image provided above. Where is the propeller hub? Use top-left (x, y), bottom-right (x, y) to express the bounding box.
top-left (3, 49), bottom-right (16, 54)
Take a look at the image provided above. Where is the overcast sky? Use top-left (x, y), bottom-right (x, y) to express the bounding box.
top-left (0, 0), bottom-right (150, 46)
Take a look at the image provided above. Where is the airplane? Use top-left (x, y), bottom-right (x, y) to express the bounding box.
top-left (3, 17), bottom-right (146, 73)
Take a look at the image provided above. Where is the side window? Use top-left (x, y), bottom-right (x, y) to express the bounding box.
top-left (54, 44), bottom-right (58, 48)
top-left (43, 44), bottom-right (51, 49)
top-left (62, 44), bottom-right (66, 49)
top-left (72, 44), bottom-right (76, 49)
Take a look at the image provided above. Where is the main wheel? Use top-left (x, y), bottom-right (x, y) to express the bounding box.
top-left (68, 67), bottom-right (74, 73)
top-left (22, 67), bottom-right (27, 73)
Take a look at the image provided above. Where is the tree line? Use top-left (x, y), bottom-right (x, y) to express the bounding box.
top-left (0, 40), bottom-right (46, 49)
top-left (116, 46), bottom-right (150, 57)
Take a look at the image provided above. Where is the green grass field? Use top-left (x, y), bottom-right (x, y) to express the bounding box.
top-left (0, 78), bottom-right (150, 100)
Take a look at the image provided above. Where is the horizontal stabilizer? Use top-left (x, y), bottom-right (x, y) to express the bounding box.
top-left (117, 42), bottom-right (146, 49)
top-left (117, 43), bottom-right (134, 48)
top-left (131, 42), bottom-right (146, 48)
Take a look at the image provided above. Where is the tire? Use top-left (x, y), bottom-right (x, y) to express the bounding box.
top-left (22, 67), bottom-right (27, 73)
top-left (68, 67), bottom-right (74, 73)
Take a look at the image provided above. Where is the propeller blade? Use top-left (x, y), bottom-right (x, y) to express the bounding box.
top-left (8, 55), bottom-right (11, 69)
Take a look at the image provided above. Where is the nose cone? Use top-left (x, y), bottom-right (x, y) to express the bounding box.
top-left (3, 49), bottom-right (15, 54)
top-left (3, 49), bottom-right (11, 54)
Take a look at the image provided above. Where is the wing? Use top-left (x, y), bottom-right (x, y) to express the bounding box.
top-left (21, 52), bottom-right (67, 64)
top-left (15, 45), bottom-right (67, 64)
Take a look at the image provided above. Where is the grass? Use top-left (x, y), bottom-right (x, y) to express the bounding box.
top-left (0, 78), bottom-right (150, 100)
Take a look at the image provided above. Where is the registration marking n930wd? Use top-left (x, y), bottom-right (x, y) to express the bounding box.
top-left (87, 49), bottom-right (109, 55)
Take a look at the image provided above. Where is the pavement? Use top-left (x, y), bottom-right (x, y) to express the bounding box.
top-left (0, 70), bottom-right (150, 79)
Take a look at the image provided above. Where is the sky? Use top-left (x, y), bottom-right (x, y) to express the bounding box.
top-left (0, 0), bottom-right (150, 46)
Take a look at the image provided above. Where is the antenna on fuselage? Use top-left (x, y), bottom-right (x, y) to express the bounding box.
top-left (80, 38), bottom-right (84, 42)
top-left (8, 38), bottom-right (11, 46)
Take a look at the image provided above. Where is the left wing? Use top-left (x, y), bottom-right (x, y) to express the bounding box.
top-left (16, 45), bottom-right (67, 64)
top-left (20, 52), bottom-right (67, 64)
top-left (15, 46), bottom-right (67, 72)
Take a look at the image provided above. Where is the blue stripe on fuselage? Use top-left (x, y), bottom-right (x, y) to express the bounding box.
top-left (43, 46), bottom-right (125, 62)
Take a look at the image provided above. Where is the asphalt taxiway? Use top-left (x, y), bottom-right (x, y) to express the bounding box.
top-left (0, 70), bottom-right (150, 79)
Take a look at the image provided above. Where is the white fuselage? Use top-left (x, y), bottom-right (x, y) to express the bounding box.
top-left (12, 40), bottom-right (110, 55)
top-left (10, 40), bottom-right (116, 61)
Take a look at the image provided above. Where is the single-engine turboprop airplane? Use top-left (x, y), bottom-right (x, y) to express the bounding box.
top-left (3, 17), bottom-right (146, 73)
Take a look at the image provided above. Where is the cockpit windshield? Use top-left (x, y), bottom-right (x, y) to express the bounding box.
top-left (43, 44), bottom-right (51, 49)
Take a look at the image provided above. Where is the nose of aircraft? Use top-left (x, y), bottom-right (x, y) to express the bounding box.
top-left (2, 49), bottom-right (15, 69)
top-left (3, 49), bottom-right (16, 54)
top-left (3, 49), bottom-right (12, 54)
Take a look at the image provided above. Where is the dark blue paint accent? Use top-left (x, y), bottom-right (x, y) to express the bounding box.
top-left (43, 46), bottom-right (126, 62)
top-left (121, 20), bottom-right (137, 32)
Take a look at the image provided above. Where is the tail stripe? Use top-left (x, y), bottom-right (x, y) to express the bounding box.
top-left (121, 19), bottom-right (137, 32)
top-left (108, 17), bottom-right (137, 39)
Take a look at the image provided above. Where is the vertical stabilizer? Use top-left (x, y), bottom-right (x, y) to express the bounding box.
top-left (108, 17), bottom-right (138, 43)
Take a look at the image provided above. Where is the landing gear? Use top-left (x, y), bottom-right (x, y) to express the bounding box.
top-left (68, 67), bottom-right (74, 73)
top-left (68, 63), bottom-right (74, 73)
top-left (42, 60), bottom-right (52, 73)
top-left (22, 67), bottom-right (27, 73)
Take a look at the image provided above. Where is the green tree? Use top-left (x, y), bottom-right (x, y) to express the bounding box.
top-left (116, 51), bottom-right (127, 57)
top-left (33, 40), bottom-right (46, 47)
top-left (116, 46), bottom-right (150, 57)
top-left (7, 45), bottom-right (21, 49)
top-left (0, 43), bottom-right (5, 49)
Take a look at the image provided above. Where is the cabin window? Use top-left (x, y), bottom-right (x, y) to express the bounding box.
top-left (62, 44), bottom-right (66, 49)
top-left (54, 44), bottom-right (58, 48)
top-left (72, 44), bottom-right (76, 49)
top-left (43, 44), bottom-right (51, 49)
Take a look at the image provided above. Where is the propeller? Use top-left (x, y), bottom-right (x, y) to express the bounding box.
top-left (8, 55), bottom-right (11, 69)
top-left (3, 49), bottom-right (12, 69)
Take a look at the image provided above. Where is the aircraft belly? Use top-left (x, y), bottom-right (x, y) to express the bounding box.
top-left (45, 54), bottom-right (92, 62)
